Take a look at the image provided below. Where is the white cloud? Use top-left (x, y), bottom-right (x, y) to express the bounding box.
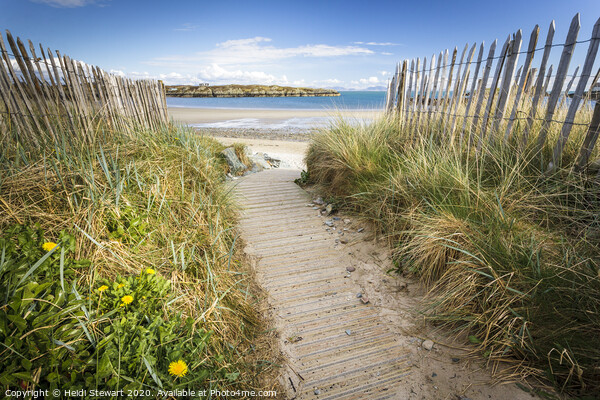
top-left (30, 0), bottom-right (105, 7)
top-left (381, 52), bottom-right (393, 56)
top-left (360, 77), bottom-right (380, 85)
top-left (196, 63), bottom-right (287, 85)
top-left (379, 71), bottom-right (389, 76)
top-left (147, 37), bottom-right (374, 68)
top-left (353, 41), bottom-right (401, 46)
top-left (174, 23), bottom-right (198, 32)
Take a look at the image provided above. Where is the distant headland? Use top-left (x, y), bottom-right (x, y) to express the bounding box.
top-left (165, 84), bottom-right (340, 98)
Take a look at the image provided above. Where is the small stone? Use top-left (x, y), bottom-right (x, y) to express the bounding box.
top-left (312, 206), bottom-right (319, 210)
top-left (343, 219), bottom-right (351, 224)
top-left (324, 220), bottom-right (334, 227)
top-left (340, 238), bottom-right (348, 244)
top-left (333, 217), bottom-right (341, 221)
top-left (360, 296), bottom-right (370, 304)
top-left (314, 197), bottom-right (324, 205)
top-left (357, 228), bottom-right (365, 233)
top-left (345, 329), bottom-right (352, 335)
top-left (356, 293), bottom-right (362, 298)
top-left (451, 357), bottom-right (460, 363)
top-left (346, 266), bottom-right (355, 272)
top-left (314, 389), bottom-right (321, 395)
top-left (422, 340), bottom-right (434, 351)
top-left (325, 204), bottom-right (334, 215)
top-left (431, 372), bottom-right (437, 377)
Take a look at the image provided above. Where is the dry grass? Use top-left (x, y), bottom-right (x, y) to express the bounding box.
top-left (305, 101), bottom-right (600, 396)
top-left (0, 120), bottom-right (280, 393)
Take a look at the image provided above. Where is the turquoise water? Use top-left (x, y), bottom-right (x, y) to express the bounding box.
top-left (166, 91), bottom-right (386, 110)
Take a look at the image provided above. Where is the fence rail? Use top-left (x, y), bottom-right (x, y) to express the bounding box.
top-left (385, 14), bottom-right (600, 172)
top-left (0, 29), bottom-right (168, 148)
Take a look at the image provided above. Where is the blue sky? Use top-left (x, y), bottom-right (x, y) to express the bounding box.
top-left (1, 0), bottom-right (599, 89)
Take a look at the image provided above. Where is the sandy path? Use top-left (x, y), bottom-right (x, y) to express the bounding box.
top-left (235, 170), bottom-right (538, 399)
top-left (212, 136), bottom-right (308, 170)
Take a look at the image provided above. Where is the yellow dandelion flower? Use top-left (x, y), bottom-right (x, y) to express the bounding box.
top-left (118, 283), bottom-right (125, 288)
top-left (121, 295), bottom-right (134, 305)
top-left (42, 242), bottom-right (58, 252)
top-left (145, 268), bottom-right (155, 275)
top-left (168, 360), bottom-right (188, 377)
top-left (98, 285), bottom-right (109, 292)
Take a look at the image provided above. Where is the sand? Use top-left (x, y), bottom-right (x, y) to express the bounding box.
top-left (168, 107), bottom-right (335, 168)
top-left (168, 106), bottom-right (382, 125)
top-left (211, 136), bottom-right (309, 170)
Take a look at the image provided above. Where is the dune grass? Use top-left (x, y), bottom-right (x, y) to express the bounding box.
top-left (0, 120), bottom-right (278, 394)
top-left (305, 110), bottom-right (600, 396)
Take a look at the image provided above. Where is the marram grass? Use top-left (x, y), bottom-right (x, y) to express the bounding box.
top-left (0, 119), bottom-right (279, 395)
top-left (306, 111), bottom-right (600, 397)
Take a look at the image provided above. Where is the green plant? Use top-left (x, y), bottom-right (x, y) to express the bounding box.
top-left (294, 169), bottom-right (310, 186)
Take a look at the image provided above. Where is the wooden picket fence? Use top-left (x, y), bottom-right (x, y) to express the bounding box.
top-left (0, 29), bottom-right (169, 148)
top-left (385, 14), bottom-right (600, 171)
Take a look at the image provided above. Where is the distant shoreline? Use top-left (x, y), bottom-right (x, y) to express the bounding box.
top-left (165, 84), bottom-right (339, 98)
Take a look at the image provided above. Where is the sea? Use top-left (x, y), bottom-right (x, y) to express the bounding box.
top-left (166, 91), bottom-right (386, 110)
top-left (167, 91), bottom-right (386, 130)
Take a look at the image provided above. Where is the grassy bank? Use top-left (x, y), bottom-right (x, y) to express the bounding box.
top-left (305, 114), bottom-right (600, 396)
top-left (0, 121), bottom-right (277, 396)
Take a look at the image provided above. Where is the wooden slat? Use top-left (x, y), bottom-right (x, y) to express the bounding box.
top-left (536, 14), bottom-right (581, 153)
top-left (409, 57), bottom-right (421, 130)
top-left (461, 42), bottom-right (485, 144)
top-left (478, 35), bottom-right (511, 149)
top-left (492, 30), bottom-right (523, 134)
top-left (469, 39), bottom-right (497, 144)
top-left (405, 59), bottom-right (415, 127)
top-left (395, 60), bottom-right (408, 121)
top-left (414, 56), bottom-right (428, 128)
top-left (504, 25), bottom-right (540, 141)
top-left (0, 31), bottom-right (42, 146)
top-left (551, 16), bottom-right (600, 169)
top-left (421, 55), bottom-right (436, 127)
top-left (575, 101), bottom-right (600, 170)
top-left (450, 43), bottom-right (477, 141)
top-left (445, 43), bottom-right (469, 137)
top-left (525, 68), bottom-right (538, 94)
top-left (427, 51), bottom-right (443, 126)
top-left (440, 47), bottom-right (458, 122)
top-left (432, 50), bottom-right (448, 123)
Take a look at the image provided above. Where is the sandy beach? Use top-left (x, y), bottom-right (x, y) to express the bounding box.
top-left (168, 106), bottom-right (382, 168)
top-left (168, 107), bottom-right (382, 126)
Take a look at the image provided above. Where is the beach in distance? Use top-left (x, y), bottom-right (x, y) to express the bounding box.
top-left (167, 90), bottom-right (386, 131)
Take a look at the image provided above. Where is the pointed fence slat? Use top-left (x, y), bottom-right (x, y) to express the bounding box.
top-left (440, 47), bottom-right (458, 123)
top-left (504, 25), bottom-right (540, 141)
top-left (469, 40), bottom-right (497, 143)
top-left (427, 52), bottom-right (443, 125)
top-left (445, 43), bottom-right (469, 137)
top-left (493, 30), bottom-right (523, 134)
top-left (1, 29), bottom-right (170, 148)
top-left (450, 43), bottom-right (476, 140)
top-left (384, 13), bottom-right (600, 173)
top-left (536, 14), bottom-right (581, 153)
top-left (479, 35), bottom-right (511, 147)
top-left (461, 42), bottom-right (485, 144)
top-left (551, 16), bottom-right (600, 169)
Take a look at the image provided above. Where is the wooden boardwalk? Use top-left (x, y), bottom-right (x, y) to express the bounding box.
top-left (234, 169), bottom-right (411, 400)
